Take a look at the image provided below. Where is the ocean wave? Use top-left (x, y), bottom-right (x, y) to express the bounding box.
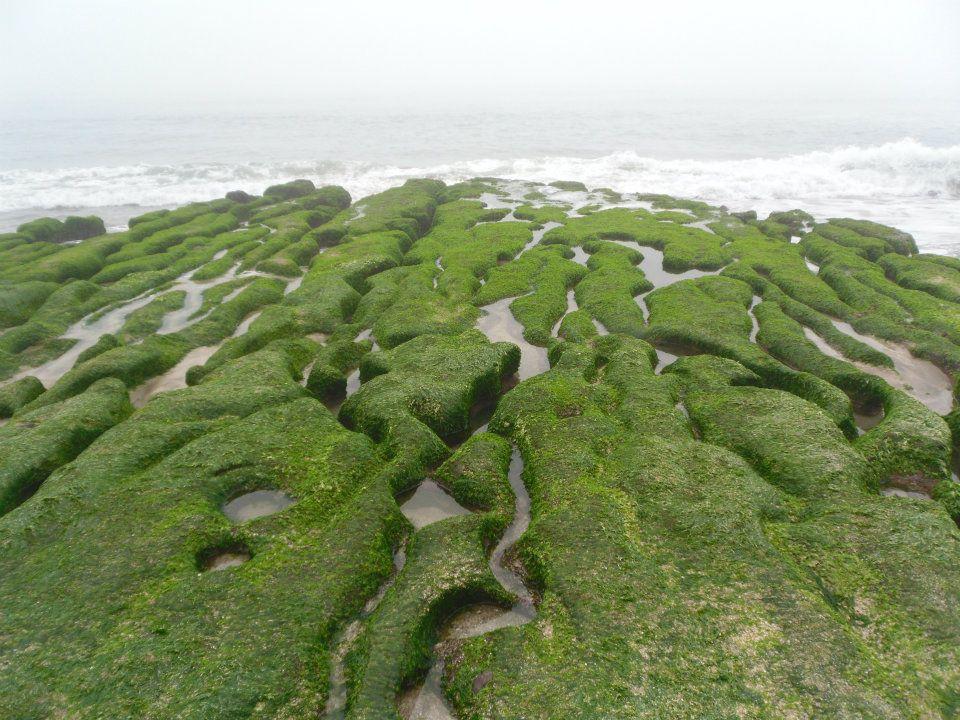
top-left (1, 138), bottom-right (957, 214)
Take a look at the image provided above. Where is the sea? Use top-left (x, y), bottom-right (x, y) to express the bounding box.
top-left (1, 99), bottom-right (958, 254)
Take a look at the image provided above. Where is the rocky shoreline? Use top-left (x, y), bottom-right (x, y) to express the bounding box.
top-left (0, 177), bottom-right (958, 718)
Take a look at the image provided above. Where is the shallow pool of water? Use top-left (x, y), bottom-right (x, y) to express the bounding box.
top-left (203, 550), bottom-right (250, 572)
top-left (827, 321), bottom-right (954, 415)
top-left (608, 239), bottom-right (719, 289)
top-left (551, 289), bottom-right (579, 337)
top-left (231, 310), bottom-right (262, 338)
top-left (129, 344), bottom-right (220, 407)
top-left (748, 296), bottom-right (761, 342)
top-left (8, 289), bottom-right (160, 388)
top-left (518, 221), bottom-right (561, 256)
top-left (881, 487), bottom-right (932, 500)
top-left (570, 246), bottom-right (590, 266)
top-left (398, 480), bottom-right (471, 530)
top-left (398, 661), bottom-right (454, 720)
top-left (157, 260), bottom-right (240, 335)
top-left (853, 406), bottom-right (885, 434)
top-left (475, 297), bottom-right (549, 380)
top-left (223, 489), bottom-right (295, 522)
top-left (653, 343), bottom-right (698, 374)
top-left (488, 448), bottom-right (536, 621)
top-left (345, 368), bottom-right (361, 395)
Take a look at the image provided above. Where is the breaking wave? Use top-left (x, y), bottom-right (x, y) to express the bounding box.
top-left (2, 138), bottom-right (957, 211)
top-left (1, 138), bottom-right (958, 251)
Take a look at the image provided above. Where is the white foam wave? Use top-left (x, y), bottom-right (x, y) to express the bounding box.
top-left (1, 138), bottom-right (958, 250)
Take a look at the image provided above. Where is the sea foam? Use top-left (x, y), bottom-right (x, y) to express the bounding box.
top-left (2, 138), bottom-right (958, 251)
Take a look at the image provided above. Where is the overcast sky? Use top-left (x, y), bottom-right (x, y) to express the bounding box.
top-left (2, 0), bottom-right (958, 115)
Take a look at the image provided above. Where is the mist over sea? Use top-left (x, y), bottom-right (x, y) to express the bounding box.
top-left (2, 99), bottom-right (958, 253)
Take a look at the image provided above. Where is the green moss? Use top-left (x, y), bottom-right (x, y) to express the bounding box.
top-left (548, 180), bottom-right (588, 192)
top-left (767, 209), bottom-right (814, 234)
top-left (372, 266), bottom-right (481, 349)
top-left (652, 209), bottom-right (696, 223)
top-left (637, 193), bottom-right (718, 218)
top-left (450, 334), bottom-right (956, 719)
top-left (688, 384), bottom-right (868, 495)
top-left (128, 208), bottom-right (170, 227)
top-left (75, 333), bottom-right (122, 364)
top-left (27, 335), bottom-right (190, 409)
top-left (179, 278), bottom-right (288, 368)
top-left (191, 277), bottom-right (252, 319)
top-left (263, 178), bottom-right (316, 200)
top-left (0, 378), bottom-right (131, 515)
top-left (305, 339), bottom-right (370, 401)
top-left (815, 222), bottom-right (890, 260)
top-left (0, 280), bottom-right (101, 367)
top-left (573, 241), bottom-right (648, 337)
top-left (556, 309), bottom-right (598, 342)
top-left (0, 376), bottom-right (45, 417)
top-left (3, 183), bottom-right (960, 717)
top-left (721, 260), bottom-right (892, 368)
top-left (545, 207), bottom-right (731, 271)
top-left (932, 479), bottom-right (960, 523)
top-left (828, 217), bottom-right (917, 255)
top-left (341, 332), bottom-right (519, 491)
top-left (663, 353), bottom-right (762, 391)
top-left (436, 431), bottom-right (514, 518)
top-left (513, 204), bottom-right (568, 224)
top-left (313, 179), bottom-right (445, 243)
top-left (0, 281), bottom-right (59, 327)
top-left (0, 346), bottom-right (409, 716)
top-left (15, 217), bottom-right (66, 243)
top-left (62, 215), bottom-right (106, 241)
top-left (442, 178), bottom-right (503, 201)
top-left (879, 252), bottom-right (960, 304)
top-left (802, 232), bottom-right (960, 372)
top-left (477, 245), bottom-right (586, 346)
top-left (345, 513), bottom-right (512, 718)
top-left (6, 212), bottom-right (238, 285)
top-left (644, 275), bottom-right (855, 431)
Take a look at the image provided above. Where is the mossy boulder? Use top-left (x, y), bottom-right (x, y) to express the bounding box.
top-left (263, 178), bottom-right (316, 200)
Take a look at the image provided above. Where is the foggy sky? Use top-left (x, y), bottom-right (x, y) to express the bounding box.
top-left (2, 0), bottom-right (958, 116)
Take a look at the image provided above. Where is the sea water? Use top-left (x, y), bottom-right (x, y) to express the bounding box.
top-left (1, 99), bottom-right (958, 252)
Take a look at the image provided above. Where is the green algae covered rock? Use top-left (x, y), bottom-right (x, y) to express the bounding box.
top-left (548, 180), bottom-right (587, 192)
top-left (62, 215), bottom-right (106, 240)
top-left (0, 375), bottom-right (45, 417)
top-left (0, 178), bottom-right (959, 719)
top-left (263, 178), bottom-right (316, 199)
top-left (16, 215), bottom-right (105, 243)
top-left (16, 217), bottom-right (66, 243)
top-left (0, 378), bottom-right (131, 515)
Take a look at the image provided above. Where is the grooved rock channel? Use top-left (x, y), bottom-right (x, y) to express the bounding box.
top-left (0, 177), bottom-right (959, 719)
